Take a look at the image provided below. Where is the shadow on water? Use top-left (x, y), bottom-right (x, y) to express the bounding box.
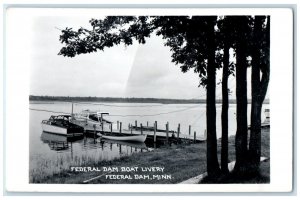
top-left (33, 131), bottom-right (177, 181)
top-left (41, 131), bottom-right (84, 151)
top-left (40, 131), bottom-right (155, 155)
top-left (41, 131), bottom-right (173, 155)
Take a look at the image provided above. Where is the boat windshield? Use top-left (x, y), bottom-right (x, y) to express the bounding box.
top-left (89, 114), bottom-right (99, 122)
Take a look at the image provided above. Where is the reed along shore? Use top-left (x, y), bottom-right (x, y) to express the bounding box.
top-left (31, 128), bottom-right (269, 184)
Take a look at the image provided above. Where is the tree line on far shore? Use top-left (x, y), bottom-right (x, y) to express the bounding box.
top-left (29, 95), bottom-right (269, 104)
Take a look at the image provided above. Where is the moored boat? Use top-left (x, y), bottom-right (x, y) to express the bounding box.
top-left (71, 110), bottom-right (112, 132)
top-left (41, 115), bottom-right (84, 136)
top-left (97, 133), bottom-right (147, 143)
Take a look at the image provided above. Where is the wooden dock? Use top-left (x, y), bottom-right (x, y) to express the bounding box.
top-left (100, 129), bottom-right (206, 142)
top-left (83, 119), bottom-right (270, 143)
top-left (83, 119), bottom-right (269, 143)
top-left (85, 120), bottom-right (206, 143)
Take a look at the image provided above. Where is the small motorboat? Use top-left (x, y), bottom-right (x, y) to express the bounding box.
top-left (41, 115), bottom-right (84, 136)
top-left (71, 110), bottom-right (112, 132)
top-left (97, 133), bottom-right (147, 143)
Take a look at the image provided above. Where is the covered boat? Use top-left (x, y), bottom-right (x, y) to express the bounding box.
top-left (41, 115), bottom-right (84, 136)
top-left (71, 110), bottom-right (112, 132)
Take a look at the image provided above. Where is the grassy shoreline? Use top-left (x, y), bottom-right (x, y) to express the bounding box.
top-left (31, 128), bottom-right (270, 184)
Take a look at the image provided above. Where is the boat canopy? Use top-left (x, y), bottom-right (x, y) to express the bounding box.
top-left (76, 110), bottom-right (112, 124)
top-left (49, 115), bottom-right (71, 122)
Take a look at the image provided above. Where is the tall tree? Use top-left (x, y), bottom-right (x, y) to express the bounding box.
top-left (154, 16), bottom-right (222, 177)
top-left (205, 16), bottom-right (222, 177)
top-left (248, 16), bottom-right (270, 173)
top-left (217, 16), bottom-right (235, 174)
top-left (221, 43), bottom-right (230, 174)
top-left (232, 16), bottom-right (252, 174)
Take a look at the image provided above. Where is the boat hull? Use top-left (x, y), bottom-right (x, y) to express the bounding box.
top-left (98, 134), bottom-right (147, 143)
top-left (41, 123), bottom-right (83, 136)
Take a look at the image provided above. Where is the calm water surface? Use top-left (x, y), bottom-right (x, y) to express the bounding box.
top-left (29, 101), bottom-right (268, 180)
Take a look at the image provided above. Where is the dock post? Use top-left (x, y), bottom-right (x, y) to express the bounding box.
top-left (140, 123), bottom-right (143, 135)
top-left (110, 123), bottom-right (112, 134)
top-left (189, 125), bottom-right (191, 136)
top-left (71, 102), bottom-right (74, 118)
top-left (117, 121), bottom-right (119, 130)
top-left (166, 122), bottom-right (169, 142)
top-left (194, 131), bottom-right (196, 143)
top-left (177, 123), bottom-right (180, 139)
top-left (135, 120), bottom-right (137, 128)
top-left (120, 122), bottom-right (122, 134)
top-left (154, 121), bottom-right (157, 143)
top-left (147, 121), bottom-right (149, 127)
top-left (93, 124), bottom-right (96, 141)
top-left (130, 124), bottom-right (133, 134)
top-left (128, 123), bottom-right (130, 130)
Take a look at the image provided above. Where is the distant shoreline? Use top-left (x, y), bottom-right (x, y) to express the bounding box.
top-left (29, 95), bottom-right (269, 105)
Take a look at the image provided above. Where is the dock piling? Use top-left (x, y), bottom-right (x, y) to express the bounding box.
top-left (177, 123), bottom-right (180, 139)
top-left (166, 122), bottom-right (169, 142)
top-left (120, 122), bottom-right (122, 134)
top-left (189, 125), bottom-right (191, 136)
top-left (154, 121), bottom-right (157, 143)
top-left (93, 124), bottom-right (96, 141)
top-left (117, 121), bottom-right (119, 130)
top-left (194, 131), bottom-right (196, 143)
top-left (140, 123), bottom-right (143, 135)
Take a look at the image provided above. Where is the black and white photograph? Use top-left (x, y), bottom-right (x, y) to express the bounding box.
top-left (3, 6), bottom-right (294, 193)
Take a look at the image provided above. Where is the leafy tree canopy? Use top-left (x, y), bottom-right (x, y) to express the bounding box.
top-left (59, 16), bottom-right (227, 87)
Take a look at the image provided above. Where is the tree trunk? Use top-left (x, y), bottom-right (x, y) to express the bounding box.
top-left (248, 16), bottom-right (270, 173)
top-left (206, 16), bottom-right (221, 178)
top-left (233, 20), bottom-right (249, 174)
top-left (221, 43), bottom-right (229, 174)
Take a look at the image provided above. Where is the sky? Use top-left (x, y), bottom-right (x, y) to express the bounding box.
top-left (6, 8), bottom-right (266, 100)
top-left (28, 15), bottom-right (209, 99)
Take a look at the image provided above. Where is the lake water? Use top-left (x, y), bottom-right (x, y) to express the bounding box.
top-left (29, 101), bottom-right (268, 181)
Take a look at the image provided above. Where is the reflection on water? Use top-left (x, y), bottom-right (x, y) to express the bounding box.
top-left (31, 129), bottom-right (150, 181)
top-left (40, 131), bottom-right (149, 157)
top-left (41, 132), bottom-right (75, 151)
